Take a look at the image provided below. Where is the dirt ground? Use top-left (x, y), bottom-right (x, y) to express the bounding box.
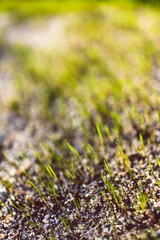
top-left (0, 8), bottom-right (160, 240)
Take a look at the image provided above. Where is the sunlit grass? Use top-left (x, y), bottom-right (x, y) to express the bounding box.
top-left (9, 5), bottom-right (160, 133)
top-left (1, 1), bottom-right (160, 238)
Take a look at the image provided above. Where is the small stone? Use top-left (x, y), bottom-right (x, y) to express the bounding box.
top-left (156, 229), bottom-right (160, 237)
top-left (0, 192), bottom-right (8, 202)
top-left (0, 233), bottom-right (5, 238)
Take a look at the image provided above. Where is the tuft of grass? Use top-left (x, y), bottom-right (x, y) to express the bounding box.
top-left (8, 99), bottom-right (21, 115)
top-left (136, 181), bottom-right (149, 212)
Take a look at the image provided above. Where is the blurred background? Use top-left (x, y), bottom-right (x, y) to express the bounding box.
top-left (0, 0), bottom-right (160, 144)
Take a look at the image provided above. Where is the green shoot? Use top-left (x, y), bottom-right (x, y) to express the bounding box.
top-left (105, 125), bottom-right (112, 142)
top-left (109, 181), bottom-right (120, 208)
top-left (0, 199), bottom-right (15, 217)
top-left (140, 134), bottom-right (145, 155)
top-left (118, 144), bottom-right (134, 180)
top-left (156, 155), bottom-right (160, 168)
top-left (45, 164), bottom-right (57, 182)
top-left (100, 190), bottom-right (113, 210)
top-left (147, 157), bottom-right (155, 176)
top-left (96, 123), bottom-right (105, 150)
top-left (66, 141), bottom-right (81, 160)
top-left (26, 180), bottom-right (50, 207)
top-left (137, 181), bottom-right (149, 212)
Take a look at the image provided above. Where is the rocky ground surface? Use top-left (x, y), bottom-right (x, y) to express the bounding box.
top-left (0, 10), bottom-right (160, 240)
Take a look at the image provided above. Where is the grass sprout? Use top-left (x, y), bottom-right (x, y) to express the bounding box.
top-left (96, 123), bottom-right (105, 150)
top-left (137, 181), bottom-right (149, 212)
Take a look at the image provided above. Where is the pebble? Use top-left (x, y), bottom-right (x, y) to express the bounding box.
top-left (0, 192), bottom-right (8, 202)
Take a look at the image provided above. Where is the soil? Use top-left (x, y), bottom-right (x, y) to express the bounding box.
top-left (0, 12), bottom-right (160, 240)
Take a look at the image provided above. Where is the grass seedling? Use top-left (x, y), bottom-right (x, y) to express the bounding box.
top-left (18, 204), bottom-right (36, 226)
top-left (35, 153), bottom-right (60, 203)
top-left (0, 199), bottom-right (15, 217)
top-left (100, 190), bottom-right (113, 211)
top-left (86, 144), bottom-right (98, 164)
top-left (26, 180), bottom-right (50, 207)
top-left (22, 169), bottom-right (30, 179)
top-left (3, 152), bottom-right (17, 168)
top-left (140, 134), bottom-right (146, 155)
top-left (83, 161), bottom-right (95, 176)
top-left (50, 231), bottom-right (56, 240)
top-left (20, 205), bottom-right (47, 236)
top-left (156, 155), bottom-right (160, 168)
top-left (115, 191), bottom-right (127, 212)
top-left (8, 98), bottom-right (21, 115)
top-left (146, 156), bottom-right (160, 186)
top-left (111, 111), bottom-right (122, 134)
top-left (65, 168), bottom-right (76, 182)
top-left (103, 157), bottom-right (125, 197)
top-left (0, 165), bottom-right (10, 175)
top-left (72, 195), bottom-right (81, 210)
top-left (2, 180), bottom-right (13, 194)
top-left (16, 203), bottom-right (51, 239)
top-left (147, 157), bottom-right (155, 177)
top-left (78, 193), bottom-right (90, 209)
top-left (45, 164), bottom-right (57, 183)
top-left (66, 140), bottom-right (90, 178)
top-left (101, 172), bottom-right (127, 211)
top-left (137, 181), bottom-right (149, 212)
top-left (150, 228), bottom-right (159, 240)
top-left (66, 141), bottom-right (81, 160)
top-left (101, 172), bottom-right (112, 196)
top-left (4, 193), bottom-right (20, 212)
top-left (156, 111), bottom-right (160, 125)
top-left (118, 144), bottom-right (134, 180)
top-left (96, 123), bottom-right (105, 150)
top-left (105, 125), bottom-right (113, 142)
top-left (104, 157), bottom-right (118, 189)
top-left (102, 152), bottom-right (128, 211)
top-left (117, 144), bottom-right (129, 165)
top-left (109, 181), bottom-right (120, 209)
top-left (59, 203), bottom-right (74, 232)
top-left (36, 172), bottom-right (58, 203)
top-left (26, 196), bottom-right (35, 207)
top-left (36, 173), bottom-right (48, 191)
top-left (71, 157), bottom-right (75, 178)
top-left (60, 216), bottom-right (70, 234)
top-left (139, 114), bottom-right (146, 133)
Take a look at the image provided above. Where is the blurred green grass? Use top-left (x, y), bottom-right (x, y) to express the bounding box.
top-left (0, 0), bottom-right (159, 144)
top-left (0, 0), bottom-right (159, 21)
top-left (6, 3), bottom-right (159, 141)
top-left (0, 1), bottom-right (101, 21)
